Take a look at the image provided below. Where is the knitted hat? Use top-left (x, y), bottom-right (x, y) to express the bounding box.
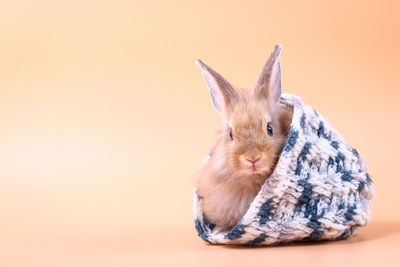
top-left (193, 93), bottom-right (375, 245)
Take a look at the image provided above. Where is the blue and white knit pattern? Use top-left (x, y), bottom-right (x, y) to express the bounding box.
top-left (193, 93), bottom-right (375, 246)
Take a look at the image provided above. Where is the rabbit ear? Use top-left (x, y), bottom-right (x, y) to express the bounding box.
top-left (196, 59), bottom-right (238, 114)
top-left (254, 44), bottom-right (282, 104)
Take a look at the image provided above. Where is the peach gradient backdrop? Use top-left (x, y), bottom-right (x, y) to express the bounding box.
top-left (0, 1), bottom-right (399, 266)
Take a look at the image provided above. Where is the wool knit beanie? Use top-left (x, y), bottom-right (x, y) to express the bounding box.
top-left (193, 93), bottom-right (375, 245)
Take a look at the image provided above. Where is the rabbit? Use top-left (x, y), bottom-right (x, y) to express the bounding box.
top-left (195, 44), bottom-right (293, 232)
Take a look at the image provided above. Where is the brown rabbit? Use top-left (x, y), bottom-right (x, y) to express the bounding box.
top-left (196, 45), bottom-right (293, 232)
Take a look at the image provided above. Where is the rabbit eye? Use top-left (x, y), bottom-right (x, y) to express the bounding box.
top-left (267, 122), bottom-right (273, 136)
top-left (229, 130), bottom-right (233, 140)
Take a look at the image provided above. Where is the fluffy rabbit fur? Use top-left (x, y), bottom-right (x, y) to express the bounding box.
top-left (196, 45), bottom-right (293, 232)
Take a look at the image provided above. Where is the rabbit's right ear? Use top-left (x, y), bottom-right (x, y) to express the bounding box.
top-left (254, 44), bottom-right (283, 105)
top-left (196, 60), bottom-right (238, 114)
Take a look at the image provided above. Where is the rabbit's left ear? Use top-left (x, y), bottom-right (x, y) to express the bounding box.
top-left (196, 59), bottom-right (238, 115)
top-left (254, 44), bottom-right (282, 104)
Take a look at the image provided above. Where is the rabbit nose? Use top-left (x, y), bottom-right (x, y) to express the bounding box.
top-left (246, 157), bottom-right (261, 164)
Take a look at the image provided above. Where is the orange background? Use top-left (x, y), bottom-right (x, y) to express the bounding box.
top-left (1, 1), bottom-right (399, 266)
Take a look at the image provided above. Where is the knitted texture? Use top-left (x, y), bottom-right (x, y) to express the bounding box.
top-left (193, 93), bottom-right (375, 246)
